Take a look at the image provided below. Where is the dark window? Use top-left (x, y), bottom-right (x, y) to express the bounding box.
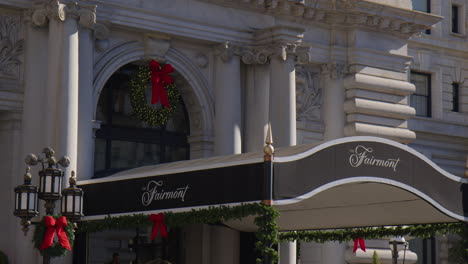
top-left (413, 0), bottom-right (430, 12)
top-left (452, 82), bottom-right (460, 112)
top-left (412, 0), bottom-right (431, 34)
top-left (452, 5), bottom-right (460, 33)
top-left (94, 63), bottom-right (190, 178)
top-left (410, 71), bottom-right (431, 117)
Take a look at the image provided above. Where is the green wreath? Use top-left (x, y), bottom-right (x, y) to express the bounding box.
top-left (129, 65), bottom-right (180, 127)
top-left (32, 215), bottom-right (75, 257)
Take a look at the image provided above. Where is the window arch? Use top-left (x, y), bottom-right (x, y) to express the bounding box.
top-left (94, 62), bottom-right (190, 178)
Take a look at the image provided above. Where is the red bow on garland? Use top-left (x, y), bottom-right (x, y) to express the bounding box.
top-left (150, 213), bottom-right (168, 240)
top-left (40, 216), bottom-right (72, 250)
top-left (353, 238), bottom-right (366, 253)
top-left (149, 60), bottom-right (174, 108)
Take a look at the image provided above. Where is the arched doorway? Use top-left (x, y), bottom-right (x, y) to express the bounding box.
top-left (93, 62), bottom-right (190, 178)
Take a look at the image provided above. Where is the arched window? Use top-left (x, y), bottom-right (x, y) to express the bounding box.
top-left (94, 62), bottom-right (190, 178)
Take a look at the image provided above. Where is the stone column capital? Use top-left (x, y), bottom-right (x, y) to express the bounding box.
top-left (320, 62), bottom-right (348, 80)
top-left (239, 43), bottom-right (310, 65)
top-left (214, 41), bottom-right (238, 63)
top-left (29, 1), bottom-right (97, 29)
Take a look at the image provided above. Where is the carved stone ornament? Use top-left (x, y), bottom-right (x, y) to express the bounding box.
top-left (296, 66), bottom-right (321, 122)
top-left (214, 41), bottom-right (236, 63)
top-left (0, 15), bottom-right (24, 78)
top-left (320, 62), bottom-right (347, 80)
top-left (240, 47), bottom-right (270, 64)
top-left (239, 43), bottom-right (301, 64)
top-left (144, 34), bottom-right (171, 60)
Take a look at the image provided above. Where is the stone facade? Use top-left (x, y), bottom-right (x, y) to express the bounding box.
top-left (0, 0), bottom-right (466, 264)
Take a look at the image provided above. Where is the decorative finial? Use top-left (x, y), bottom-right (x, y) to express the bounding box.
top-left (24, 153), bottom-right (38, 166)
top-left (23, 167), bottom-right (32, 182)
top-left (58, 156), bottom-right (71, 168)
top-left (263, 122), bottom-right (274, 158)
top-left (69, 171), bottom-right (77, 186)
top-left (43, 147), bottom-right (57, 166)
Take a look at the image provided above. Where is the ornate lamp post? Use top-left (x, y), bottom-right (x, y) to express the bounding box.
top-left (13, 147), bottom-right (84, 264)
top-left (388, 236), bottom-right (408, 264)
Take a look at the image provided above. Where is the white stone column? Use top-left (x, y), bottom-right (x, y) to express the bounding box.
top-left (44, 16), bottom-right (63, 147)
top-left (321, 63), bottom-right (346, 140)
top-left (78, 23), bottom-right (96, 180)
top-left (244, 63), bottom-right (270, 152)
top-left (214, 43), bottom-right (242, 155)
top-left (322, 241), bottom-right (346, 264)
top-left (280, 241), bottom-right (297, 264)
top-left (58, 14), bottom-right (80, 176)
top-left (269, 45), bottom-right (297, 147)
top-left (210, 226), bottom-right (240, 264)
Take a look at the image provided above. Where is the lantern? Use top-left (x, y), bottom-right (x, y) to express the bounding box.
top-left (14, 167), bottom-right (38, 235)
top-left (61, 171), bottom-right (83, 222)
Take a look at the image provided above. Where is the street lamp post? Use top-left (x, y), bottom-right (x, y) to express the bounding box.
top-left (13, 147), bottom-right (84, 264)
top-left (388, 237), bottom-right (407, 264)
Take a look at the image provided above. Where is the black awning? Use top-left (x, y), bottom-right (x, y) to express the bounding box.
top-left (79, 136), bottom-right (467, 229)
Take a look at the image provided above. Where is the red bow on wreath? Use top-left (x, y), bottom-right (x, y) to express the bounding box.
top-left (40, 216), bottom-right (72, 250)
top-left (150, 213), bottom-right (168, 240)
top-left (149, 60), bottom-right (174, 108)
top-left (353, 237), bottom-right (366, 253)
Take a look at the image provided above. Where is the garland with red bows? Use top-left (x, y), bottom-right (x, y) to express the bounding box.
top-left (129, 60), bottom-right (180, 127)
top-left (33, 215), bottom-right (75, 257)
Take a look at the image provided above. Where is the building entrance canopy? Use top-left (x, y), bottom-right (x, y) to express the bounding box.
top-left (79, 136), bottom-right (468, 230)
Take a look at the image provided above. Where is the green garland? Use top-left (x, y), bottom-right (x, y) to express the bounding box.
top-left (75, 203), bottom-right (467, 264)
top-left (77, 203), bottom-right (280, 264)
top-left (449, 223), bottom-right (468, 264)
top-left (129, 65), bottom-right (180, 127)
top-left (32, 215), bottom-right (75, 257)
top-left (279, 223), bottom-right (466, 243)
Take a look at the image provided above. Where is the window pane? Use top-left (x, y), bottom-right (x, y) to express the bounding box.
top-left (111, 141), bottom-right (161, 169)
top-left (411, 73), bottom-right (429, 96)
top-left (166, 145), bottom-right (189, 163)
top-left (413, 0), bottom-right (430, 12)
top-left (410, 72), bottom-right (431, 117)
top-left (452, 83), bottom-right (459, 112)
top-left (452, 5), bottom-right (459, 33)
top-left (94, 138), bottom-right (106, 172)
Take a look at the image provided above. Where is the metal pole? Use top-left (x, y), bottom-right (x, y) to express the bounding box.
top-left (392, 242), bottom-right (399, 264)
top-left (43, 254), bottom-right (50, 264)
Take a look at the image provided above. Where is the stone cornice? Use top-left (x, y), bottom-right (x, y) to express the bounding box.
top-left (199, 0), bottom-right (443, 37)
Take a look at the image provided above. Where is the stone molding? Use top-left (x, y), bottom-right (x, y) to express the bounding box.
top-left (199, 0), bottom-right (442, 37)
top-left (28, 0), bottom-right (109, 38)
top-left (0, 14), bottom-right (23, 79)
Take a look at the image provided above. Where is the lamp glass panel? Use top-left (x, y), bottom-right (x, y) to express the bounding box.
top-left (21, 192), bottom-right (27, 210)
top-left (54, 177), bottom-right (60, 194)
top-left (45, 176), bottom-right (52, 193)
top-left (67, 194), bottom-right (73, 212)
top-left (74, 195), bottom-right (81, 213)
top-left (15, 192), bottom-right (19, 210)
top-left (28, 192), bottom-right (36, 211)
top-left (61, 195), bottom-right (66, 212)
top-left (80, 194), bottom-right (83, 213)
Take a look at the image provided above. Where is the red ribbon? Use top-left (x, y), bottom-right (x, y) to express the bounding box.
top-left (150, 213), bottom-right (168, 240)
top-left (149, 60), bottom-right (174, 108)
top-left (39, 216), bottom-right (72, 250)
top-left (353, 238), bottom-right (366, 253)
